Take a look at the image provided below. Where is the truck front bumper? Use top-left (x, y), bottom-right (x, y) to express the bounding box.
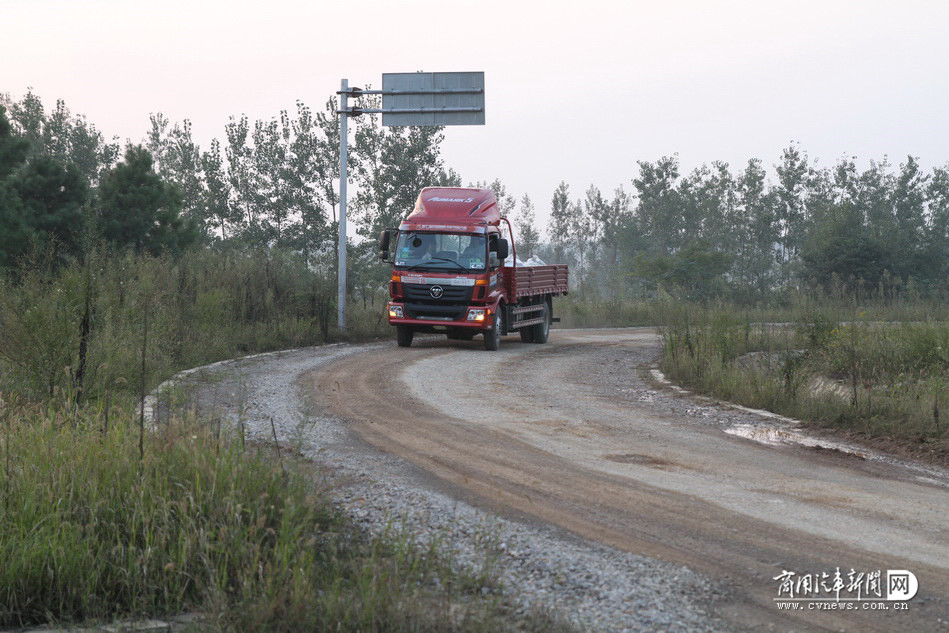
top-left (386, 303), bottom-right (494, 330)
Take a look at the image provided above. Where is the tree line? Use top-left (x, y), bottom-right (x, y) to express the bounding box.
top-left (1, 89), bottom-right (946, 305)
top-left (507, 149), bottom-right (948, 302)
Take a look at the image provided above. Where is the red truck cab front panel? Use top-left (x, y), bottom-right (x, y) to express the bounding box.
top-left (383, 186), bottom-right (567, 339)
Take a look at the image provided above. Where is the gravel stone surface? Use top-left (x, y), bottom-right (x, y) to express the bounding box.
top-left (168, 340), bottom-right (732, 633)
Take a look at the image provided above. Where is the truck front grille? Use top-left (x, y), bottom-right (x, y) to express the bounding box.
top-left (403, 284), bottom-right (473, 321)
top-left (403, 285), bottom-right (472, 302)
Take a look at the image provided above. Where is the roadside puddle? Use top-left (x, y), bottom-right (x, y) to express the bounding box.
top-left (724, 423), bottom-right (869, 458)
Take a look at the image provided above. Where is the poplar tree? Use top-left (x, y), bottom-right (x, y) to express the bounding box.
top-left (548, 181), bottom-right (571, 264)
top-left (513, 194), bottom-right (540, 260)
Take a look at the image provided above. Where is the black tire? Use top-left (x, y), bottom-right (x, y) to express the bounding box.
top-left (483, 311), bottom-right (501, 351)
top-left (396, 326), bottom-right (414, 347)
top-left (519, 323), bottom-right (534, 343)
top-left (530, 301), bottom-right (550, 344)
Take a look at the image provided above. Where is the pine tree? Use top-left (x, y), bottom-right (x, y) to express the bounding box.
top-left (0, 105), bottom-right (29, 179)
top-left (96, 146), bottom-right (197, 254)
top-left (10, 155), bottom-right (88, 256)
top-left (0, 105), bottom-right (89, 265)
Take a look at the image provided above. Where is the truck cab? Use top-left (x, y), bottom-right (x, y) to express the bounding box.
top-left (379, 187), bottom-right (568, 350)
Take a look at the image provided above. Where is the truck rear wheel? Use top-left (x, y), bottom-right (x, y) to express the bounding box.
top-left (530, 301), bottom-right (550, 344)
top-left (396, 326), bottom-right (414, 347)
top-left (519, 324), bottom-right (535, 343)
top-left (483, 311), bottom-right (501, 351)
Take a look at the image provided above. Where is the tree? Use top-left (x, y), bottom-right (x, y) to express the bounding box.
top-left (224, 114), bottom-right (260, 237)
top-left (582, 185), bottom-right (607, 265)
top-left (351, 113), bottom-right (449, 239)
top-left (512, 194), bottom-right (540, 260)
top-left (801, 203), bottom-right (892, 292)
top-left (0, 105), bottom-right (88, 265)
top-left (1, 92), bottom-right (118, 185)
top-left (925, 166), bottom-right (949, 287)
top-left (891, 155), bottom-right (929, 279)
top-left (633, 240), bottom-right (732, 301)
top-left (571, 196), bottom-right (591, 284)
top-left (96, 146), bottom-right (197, 254)
top-left (251, 117), bottom-right (293, 244)
top-left (314, 98), bottom-right (340, 225)
top-left (0, 184), bottom-right (28, 268)
top-left (284, 101), bottom-right (333, 262)
top-left (9, 155), bottom-right (88, 256)
top-left (5, 89), bottom-right (44, 152)
top-left (773, 144), bottom-right (809, 277)
top-left (201, 138), bottom-right (233, 240)
top-left (601, 186), bottom-right (630, 273)
top-left (148, 116), bottom-right (207, 237)
top-left (548, 181), bottom-right (572, 264)
top-left (735, 158), bottom-right (778, 295)
top-left (632, 156), bottom-right (681, 254)
top-left (0, 105), bottom-right (29, 179)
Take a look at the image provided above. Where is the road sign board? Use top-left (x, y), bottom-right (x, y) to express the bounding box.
top-left (382, 72), bottom-right (485, 126)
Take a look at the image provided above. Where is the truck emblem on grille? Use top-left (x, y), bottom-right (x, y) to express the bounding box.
top-left (430, 285), bottom-right (444, 298)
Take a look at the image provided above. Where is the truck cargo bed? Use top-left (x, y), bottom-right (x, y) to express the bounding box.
top-left (503, 264), bottom-right (569, 299)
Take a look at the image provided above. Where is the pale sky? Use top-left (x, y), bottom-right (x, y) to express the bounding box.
top-left (4, 0), bottom-right (949, 228)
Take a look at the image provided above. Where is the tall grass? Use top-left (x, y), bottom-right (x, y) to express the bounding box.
top-left (0, 247), bottom-right (390, 402)
top-left (0, 394), bottom-right (567, 632)
top-left (658, 304), bottom-right (949, 458)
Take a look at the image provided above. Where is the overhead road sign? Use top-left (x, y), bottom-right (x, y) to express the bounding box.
top-left (380, 72), bottom-right (484, 126)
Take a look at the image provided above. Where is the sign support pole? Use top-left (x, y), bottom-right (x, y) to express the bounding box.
top-left (336, 72), bottom-right (482, 331)
top-left (337, 78), bottom-right (348, 331)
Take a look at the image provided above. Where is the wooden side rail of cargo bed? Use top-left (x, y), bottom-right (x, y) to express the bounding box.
top-left (505, 264), bottom-right (569, 299)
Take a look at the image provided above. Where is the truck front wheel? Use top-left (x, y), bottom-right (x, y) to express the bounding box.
top-left (483, 311), bottom-right (501, 351)
top-left (396, 326), bottom-right (415, 347)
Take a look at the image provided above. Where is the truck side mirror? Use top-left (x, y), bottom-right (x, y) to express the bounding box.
top-left (379, 229), bottom-right (393, 261)
top-left (496, 238), bottom-right (509, 261)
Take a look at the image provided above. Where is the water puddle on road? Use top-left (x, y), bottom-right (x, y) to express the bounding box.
top-left (724, 423), bottom-right (870, 459)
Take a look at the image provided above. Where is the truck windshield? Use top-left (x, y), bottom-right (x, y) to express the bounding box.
top-left (393, 232), bottom-right (486, 272)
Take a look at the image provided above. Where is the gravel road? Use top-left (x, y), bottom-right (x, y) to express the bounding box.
top-left (172, 328), bottom-right (949, 633)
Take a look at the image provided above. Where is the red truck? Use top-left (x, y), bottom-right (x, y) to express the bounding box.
top-left (379, 187), bottom-right (568, 350)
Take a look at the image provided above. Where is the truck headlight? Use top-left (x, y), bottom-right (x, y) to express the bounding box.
top-left (388, 305), bottom-right (404, 318)
top-left (467, 308), bottom-right (486, 321)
